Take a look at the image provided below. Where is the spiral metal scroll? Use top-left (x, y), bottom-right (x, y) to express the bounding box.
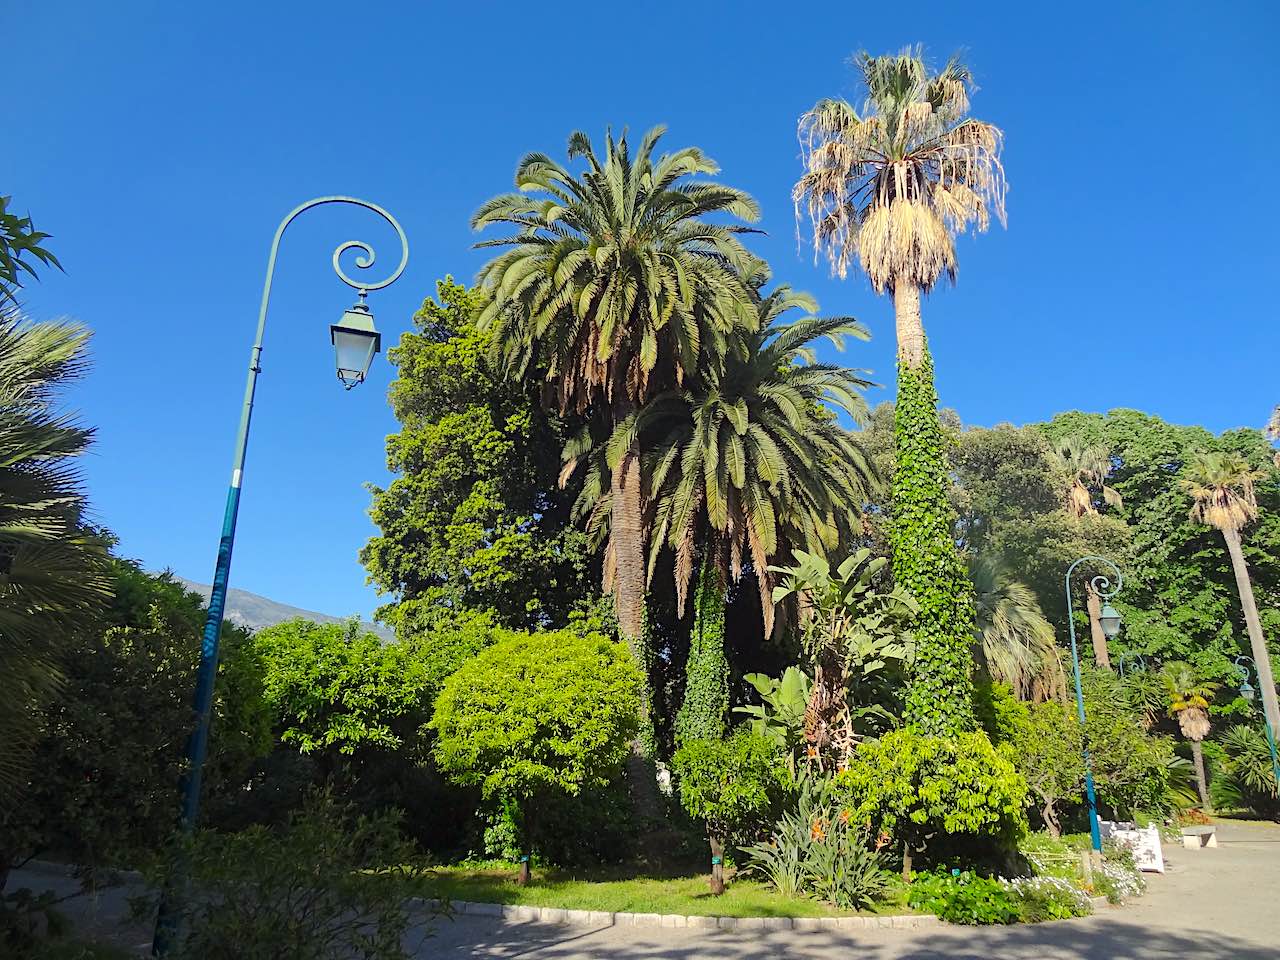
top-left (1068, 555), bottom-right (1123, 602)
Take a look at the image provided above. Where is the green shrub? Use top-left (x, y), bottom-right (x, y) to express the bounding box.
top-left (907, 870), bottom-right (1090, 924)
top-left (1095, 840), bottom-right (1146, 903)
top-left (430, 629), bottom-right (642, 872)
top-left (672, 728), bottom-right (781, 892)
top-left (836, 728), bottom-right (1027, 875)
top-left (150, 793), bottom-right (436, 960)
top-left (1211, 725), bottom-right (1280, 820)
top-left (741, 772), bottom-right (888, 910)
top-left (907, 870), bottom-right (1020, 924)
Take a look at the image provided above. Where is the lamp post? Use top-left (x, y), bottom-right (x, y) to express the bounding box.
top-left (1065, 556), bottom-right (1123, 853)
top-left (1116, 654), bottom-right (1147, 678)
top-left (1232, 655), bottom-right (1280, 789)
top-left (152, 197), bottom-right (407, 955)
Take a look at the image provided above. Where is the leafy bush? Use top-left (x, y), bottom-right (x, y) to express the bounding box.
top-left (1080, 667), bottom-right (1175, 816)
top-left (672, 728), bottom-right (781, 892)
top-left (1001, 697), bottom-right (1085, 836)
top-left (907, 870), bottom-right (1021, 924)
top-left (742, 772), bottom-right (888, 909)
top-left (836, 728), bottom-right (1027, 875)
top-left (1211, 725), bottom-right (1280, 820)
top-left (907, 869), bottom-right (1090, 924)
top-left (1095, 840), bottom-right (1146, 903)
top-left (430, 629), bottom-right (642, 872)
top-left (150, 793), bottom-right (436, 960)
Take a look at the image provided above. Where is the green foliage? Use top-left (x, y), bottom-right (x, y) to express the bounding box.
top-left (907, 870), bottom-right (1020, 924)
top-left (1211, 725), bottom-right (1280, 819)
top-left (672, 728), bottom-right (780, 844)
top-left (1080, 667), bottom-right (1175, 815)
top-left (0, 197), bottom-right (61, 304)
top-left (1001, 696), bottom-right (1085, 835)
top-left (733, 667), bottom-right (811, 754)
top-left (431, 630), bottom-right (642, 804)
top-left (362, 277), bottom-right (597, 633)
top-left (837, 728), bottom-right (1027, 861)
top-left (907, 870), bottom-right (1091, 924)
top-left (741, 772), bottom-right (888, 909)
top-left (674, 558), bottom-right (729, 743)
top-left (255, 619), bottom-right (434, 757)
top-left (770, 548), bottom-right (915, 761)
top-left (0, 316), bottom-right (110, 804)
top-left (891, 351), bottom-right (975, 735)
top-left (150, 793), bottom-right (435, 960)
top-left (2, 562), bottom-right (269, 872)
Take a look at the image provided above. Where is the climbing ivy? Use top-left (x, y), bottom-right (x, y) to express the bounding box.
top-left (674, 558), bottom-right (729, 743)
top-left (891, 346), bottom-right (976, 735)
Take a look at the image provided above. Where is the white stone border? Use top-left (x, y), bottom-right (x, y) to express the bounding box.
top-left (424, 899), bottom-right (944, 930)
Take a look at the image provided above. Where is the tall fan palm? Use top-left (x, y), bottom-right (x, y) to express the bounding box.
top-left (1181, 451), bottom-right (1280, 751)
top-left (794, 48), bottom-right (1007, 735)
top-left (473, 126), bottom-right (759, 652)
top-left (969, 554), bottom-right (1063, 702)
top-left (0, 314), bottom-right (109, 804)
top-left (1161, 661), bottom-right (1220, 809)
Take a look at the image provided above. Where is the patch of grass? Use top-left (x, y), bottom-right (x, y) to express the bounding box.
top-left (421, 862), bottom-right (898, 917)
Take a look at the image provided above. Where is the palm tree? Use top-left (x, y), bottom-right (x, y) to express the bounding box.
top-left (473, 127), bottom-right (759, 654)
top-left (794, 48), bottom-right (1006, 735)
top-left (969, 554), bottom-right (1064, 702)
top-left (1048, 436), bottom-right (1121, 519)
top-left (1181, 451), bottom-right (1280, 751)
top-left (1161, 661), bottom-right (1220, 809)
top-left (0, 314), bottom-right (109, 806)
top-left (565, 275), bottom-right (879, 741)
top-left (1049, 435), bottom-right (1122, 669)
top-left (645, 277), bottom-right (878, 740)
top-left (1266, 407), bottom-right (1279, 467)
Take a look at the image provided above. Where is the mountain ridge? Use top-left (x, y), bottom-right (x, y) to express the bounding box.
top-left (171, 576), bottom-right (394, 641)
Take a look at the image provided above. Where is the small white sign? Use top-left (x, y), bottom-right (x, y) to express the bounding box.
top-left (1112, 825), bottom-right (1165, 873)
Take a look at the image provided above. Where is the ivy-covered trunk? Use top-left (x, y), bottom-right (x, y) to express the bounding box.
top-left (675, 555), bottom-right (729, 744)
top-left (890, 282), bottom-right (976, 737)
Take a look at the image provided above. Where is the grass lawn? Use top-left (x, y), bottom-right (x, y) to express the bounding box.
top-left (420, 862), bottom-right (905, 918)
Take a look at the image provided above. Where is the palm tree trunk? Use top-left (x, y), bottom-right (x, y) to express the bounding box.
top-left (1222, 526), bottom-right (1280, 744)
top-left (890, 280), bottom-right (976, 735)
top-left (1085, 586), bottom-right (1112, 670)
top-left (1190, 739), bottom-right (1211, 810)
top-left (894, 283), bottom-right (925, 367)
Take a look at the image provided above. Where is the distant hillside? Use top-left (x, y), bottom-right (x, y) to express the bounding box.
top-left (172, 577), bottom-right (394, 641)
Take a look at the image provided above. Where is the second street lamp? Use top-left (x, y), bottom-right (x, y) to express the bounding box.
top-left (1233, 655), bottom-right (1280, 789)
top-left (1065, 555), bottom-right (1123, 854)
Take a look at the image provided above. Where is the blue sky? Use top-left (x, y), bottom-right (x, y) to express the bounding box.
top-left (9, 1), bottom-right (1279, 620)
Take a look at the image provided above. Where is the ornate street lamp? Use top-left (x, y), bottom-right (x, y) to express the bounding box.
top-left (1233, 655), bottom-right (1280, 789)
top-left (1065, 556), bottom-right (1123, 854)
top-left (153, 197), bottom-right (407, 955)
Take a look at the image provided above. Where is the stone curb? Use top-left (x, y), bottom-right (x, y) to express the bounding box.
top-left (441, 900), bottom-right (943, 931)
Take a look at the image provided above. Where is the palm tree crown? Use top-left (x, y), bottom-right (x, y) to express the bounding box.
top-left (1181, 451), bottom-right (1265, 533)
top-left (642, 274), bottom-right (878, 633)
top-left (474, 126), bottom-right (760, 414)
top-left (793, 48), bottom-right (1006, 291)
top-left (1161, 661), bottom-right (1219, 742)
top-left (1049, 436), bottom-right (1122, 518)
top-left (969, 553), bottom-right (1063, 701)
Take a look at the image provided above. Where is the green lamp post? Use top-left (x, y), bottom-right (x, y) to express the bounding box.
top-left (152, 196), bottom-right (407, 955)
top-left (1065, 556), bottom-right (1123, 853)
top-left (1233, 655), bottom-right (1280, 790)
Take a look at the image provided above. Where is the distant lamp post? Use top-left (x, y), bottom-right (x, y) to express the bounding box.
top-left (1065, 556), bottom-right (1123, 854)
top-left (1116, 653), bottom-right (1147, 679)
top-left (1232, 655), bottom-right (1280, 789)
top-left (152, 197), bottom-right (407, 956)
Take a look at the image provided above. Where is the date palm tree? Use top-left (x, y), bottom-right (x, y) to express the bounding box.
top-left (969, 554), bottom-right (1063, 702)
top-left (1181, 451), bottom-right (1279, 749)
top-left (1161, 661), bottom-right (1220, 809)
top-left (794, 48), bottom-right (1006, 735)
top-left (474, 126), bottom-right (759, 653)
top-left (0, 314), bottom-right (108, 805)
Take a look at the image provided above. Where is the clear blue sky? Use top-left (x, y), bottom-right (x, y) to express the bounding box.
top-left (9, 1), bottom-right (1279, 620)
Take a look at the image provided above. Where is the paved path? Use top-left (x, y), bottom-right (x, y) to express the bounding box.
top-left (10, 819), bottom-right (1279, 958)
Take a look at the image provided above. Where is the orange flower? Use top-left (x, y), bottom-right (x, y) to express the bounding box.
top-left (805, 746), bottom-right (819, 759)
top-left (838, 808), bottom-right (851, 824)
top-left (810, 818), bottom-right (827, 841)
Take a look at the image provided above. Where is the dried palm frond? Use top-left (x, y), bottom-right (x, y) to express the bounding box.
top-left (794, 48), bottom-right (1006, 291)
top-left (1181, 451), bottom-right (1265, 533)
